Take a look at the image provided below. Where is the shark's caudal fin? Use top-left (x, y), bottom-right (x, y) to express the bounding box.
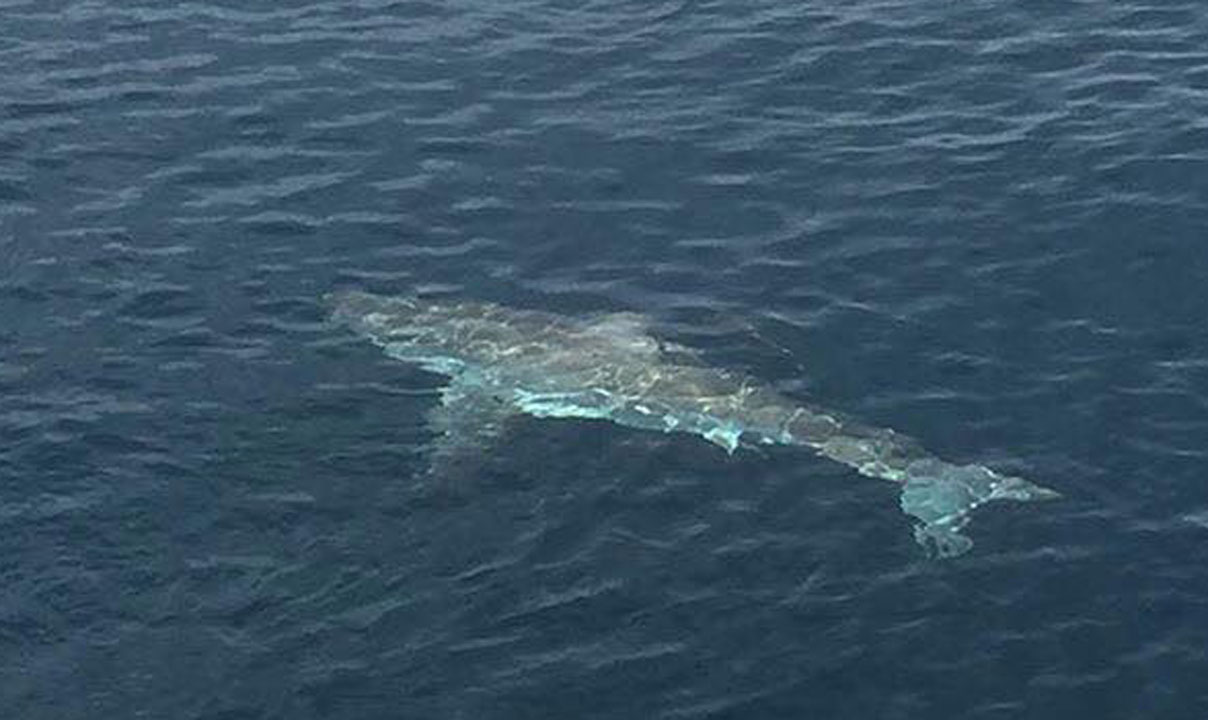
top-left (807, 427), bottom-right (1059, 558)
top-left (897, 462), bottom-right (1059, 557)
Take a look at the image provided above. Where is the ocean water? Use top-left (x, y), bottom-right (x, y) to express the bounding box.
top-left (3, 1), bottom-right (1208, 717)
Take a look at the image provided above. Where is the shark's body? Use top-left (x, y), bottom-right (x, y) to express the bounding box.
top-left (330, 291), bottom-right (1058, 557)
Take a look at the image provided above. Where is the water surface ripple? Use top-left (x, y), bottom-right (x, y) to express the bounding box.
top-left (3, 1), bottom-right (1208, 718)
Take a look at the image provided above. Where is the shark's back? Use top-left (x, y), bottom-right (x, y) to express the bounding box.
top-left (330, 290), bottom-right (1060, 558)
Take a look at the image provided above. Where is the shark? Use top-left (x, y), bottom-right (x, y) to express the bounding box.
top-left (329, 290), bottom-right (1059, 557)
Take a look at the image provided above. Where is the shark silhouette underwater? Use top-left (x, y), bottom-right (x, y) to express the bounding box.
top-left (329, 290), bottom-right (1059, 557)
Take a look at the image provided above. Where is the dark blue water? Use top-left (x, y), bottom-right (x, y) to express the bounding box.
top-left (4, 1), bottom-right (1208, 717)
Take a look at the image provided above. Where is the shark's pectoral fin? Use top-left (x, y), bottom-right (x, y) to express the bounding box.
top-left (423, 379), bottom-right (516, 476)
top-left (703, 425), bottom-right (742, 454)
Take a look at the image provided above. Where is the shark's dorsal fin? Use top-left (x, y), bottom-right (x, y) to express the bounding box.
top-left (584, 312), bottom-right (703, 364)
top-left (584, 312), bottom-right (660, 354)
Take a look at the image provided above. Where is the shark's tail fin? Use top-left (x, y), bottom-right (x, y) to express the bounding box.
top-left (897, 461), bottom-right (1059, 557)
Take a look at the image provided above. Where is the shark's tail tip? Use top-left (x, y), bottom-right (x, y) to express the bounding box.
top-left (995, 474), bottom-right (1061, 502)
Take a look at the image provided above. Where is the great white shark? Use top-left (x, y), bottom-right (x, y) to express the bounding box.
top-left (329, 290), bottom-right (1059, 557)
